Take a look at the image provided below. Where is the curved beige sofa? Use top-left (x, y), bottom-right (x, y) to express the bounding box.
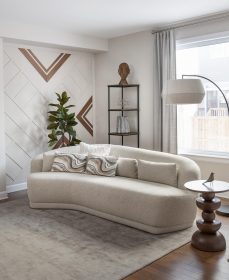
top-left (27, 145), bottom-right (200, 234)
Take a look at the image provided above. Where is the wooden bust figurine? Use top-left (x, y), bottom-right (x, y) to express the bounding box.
top-left (118, 63), bottom-right (130, 85)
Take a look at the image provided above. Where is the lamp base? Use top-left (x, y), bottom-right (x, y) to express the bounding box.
top-left (216, 205), bottom-right (229, 217)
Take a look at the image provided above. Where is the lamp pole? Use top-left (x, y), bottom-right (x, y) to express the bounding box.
top-left (182, 74), bottom-right (229, 217)
top-left (182, 74), bottom-right (229, 115)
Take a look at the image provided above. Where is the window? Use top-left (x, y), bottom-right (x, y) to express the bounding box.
top-left (176, 41), bottom-right (229, 157)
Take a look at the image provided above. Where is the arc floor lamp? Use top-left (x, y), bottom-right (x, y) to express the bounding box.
top-left (165, 74), bottom-right (229, 216)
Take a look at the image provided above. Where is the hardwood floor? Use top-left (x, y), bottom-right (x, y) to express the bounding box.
top-left (124, 202), bottom-right (229, 280)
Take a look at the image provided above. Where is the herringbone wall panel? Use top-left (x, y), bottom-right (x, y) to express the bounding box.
top-left (4, 43), bottom-right (94, 186)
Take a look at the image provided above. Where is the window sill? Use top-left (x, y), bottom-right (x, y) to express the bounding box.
top-left (179, 152), bottom-right (229, 162)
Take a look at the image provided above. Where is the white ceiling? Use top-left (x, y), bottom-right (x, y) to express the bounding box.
top-left (0, 0), bottom-right (229, 39)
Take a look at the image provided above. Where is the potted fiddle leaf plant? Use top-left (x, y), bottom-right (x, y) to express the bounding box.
top-left (47, 91), bottom-right (81, 148)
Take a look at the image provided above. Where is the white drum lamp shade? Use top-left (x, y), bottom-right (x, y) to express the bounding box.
top-left (164, 79), bottom-right (205, 104)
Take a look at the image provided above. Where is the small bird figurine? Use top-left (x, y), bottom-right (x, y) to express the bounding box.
top-left (203, 172), bottom-right (215, 185)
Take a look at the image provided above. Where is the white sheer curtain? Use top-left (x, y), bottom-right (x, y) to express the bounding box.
top-left (152, 29), bottom-right (177, 154)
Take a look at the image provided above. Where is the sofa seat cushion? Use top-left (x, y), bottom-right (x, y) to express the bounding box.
top-left (28, 172), bottom-right (196, 229)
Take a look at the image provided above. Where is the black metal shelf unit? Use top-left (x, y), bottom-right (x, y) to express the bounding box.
top-left (108, 84), bottom-right (140, 147)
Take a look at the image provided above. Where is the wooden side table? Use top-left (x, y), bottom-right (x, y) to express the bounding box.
top-left (184, 180), bottom-right (229, 252)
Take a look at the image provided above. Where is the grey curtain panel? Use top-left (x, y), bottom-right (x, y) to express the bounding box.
top-left (152, 30), bottom-right (177, 154)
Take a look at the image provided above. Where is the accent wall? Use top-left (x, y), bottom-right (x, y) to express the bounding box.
top-left (4, 43), bottom-right (94, 186)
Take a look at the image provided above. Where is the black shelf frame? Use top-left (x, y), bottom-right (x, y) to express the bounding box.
top-left (108, 84), bottom-right (140, 147)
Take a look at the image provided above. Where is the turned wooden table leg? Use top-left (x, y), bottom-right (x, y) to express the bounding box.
top-left (191, 192), bottom-right (226, 252)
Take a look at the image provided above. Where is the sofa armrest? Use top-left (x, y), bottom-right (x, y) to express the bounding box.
top-left (178, 159), bottom-right (201, 189)
top-left (31, 154), bottom-right (43, 173)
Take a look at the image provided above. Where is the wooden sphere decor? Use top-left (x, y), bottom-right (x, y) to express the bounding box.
top-left (118, 62), bottom-right (130, 85)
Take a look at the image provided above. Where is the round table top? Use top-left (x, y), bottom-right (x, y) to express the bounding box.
top-left (184, 180), bottom-right (229, 193)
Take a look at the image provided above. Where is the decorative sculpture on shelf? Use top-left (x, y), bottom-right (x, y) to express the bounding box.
top-left (118, 62), bottom-right (130, 85)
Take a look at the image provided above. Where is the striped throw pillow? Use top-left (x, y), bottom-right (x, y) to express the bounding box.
top-left (51, 153), bottom-right (87, 173)
top-left (86, 155), bottom-right (118, 177)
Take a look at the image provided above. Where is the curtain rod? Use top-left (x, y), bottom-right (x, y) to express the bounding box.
top-left (151, 11), bottom-right (229, 35)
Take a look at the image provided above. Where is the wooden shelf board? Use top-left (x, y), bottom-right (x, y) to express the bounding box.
top-left (108, 108), bottom-right (138, 112)
top-left (109, 132), bottom-right (139, 136)
top-left (108, 84), bottom-right (139, 88)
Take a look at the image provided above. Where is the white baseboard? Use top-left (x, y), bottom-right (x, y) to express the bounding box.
top-left (0, 191), bottom-right (8, 200)
top-left (6, 183), bottom-right (27, 193)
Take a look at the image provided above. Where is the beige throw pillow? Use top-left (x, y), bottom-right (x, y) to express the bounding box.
top-left (86, 155), bottom-right (118, 177)
top-left (116, 157), bottom-right (138, 179)
top-left (51, 153), bottom-right (87, 173)
top-left (138, 160), bottom-right (177, 187)
top-left (42, 152), bottom-right (56, 172)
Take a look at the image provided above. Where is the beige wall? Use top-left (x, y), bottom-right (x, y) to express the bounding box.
top-left (95, 31), bottom-right (154, 149)
top-left (0, 38), bottom-right (6, 197)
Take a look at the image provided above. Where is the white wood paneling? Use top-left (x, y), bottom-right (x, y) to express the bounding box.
top-left (0, 39), bottom-right (6, 194)
top-left (5, 71), bottom-right (28, 99)
top-left (4, 43), bottom-right (94, 186)
top-left (4, 61), bottom-right (20, 85)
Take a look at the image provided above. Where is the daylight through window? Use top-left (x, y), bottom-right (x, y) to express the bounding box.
top-left (176, 41), bottom-right (229, 157)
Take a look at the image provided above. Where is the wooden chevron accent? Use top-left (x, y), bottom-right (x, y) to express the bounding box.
top-left (53, 136), bottom-right (70, 149)
top-left (19, 48), bottom-right (71, 82)
top-left (77, 96), bottom-right (93, 136)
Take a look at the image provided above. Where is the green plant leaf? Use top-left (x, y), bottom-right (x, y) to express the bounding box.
top-left (67, 121), bottom-right (78, 126)
top-left (47, 123), bottom-right (58, 130)
top-left (62, 91), bottom-right (67, 99)
top-left (49, 103), bottom-right (60, 107)
top-left (65, 105), bottom-right (75, 108)
top-left (66, 113), bottom-right (75, 119)
top-left (56, 130), bottom-right (64, 135)
top-left (48, 116), bottom-right (58, 122)
top-left (48, 140), bottom-right (57, 147)
top-left (67, 130), bottom-right (76, 137)
top-left (48, 111), bottom-right (58, 116)
top-left (70, 137), bottom-right (81, 145)
top-left (48, 134), bottom-right (56, 140)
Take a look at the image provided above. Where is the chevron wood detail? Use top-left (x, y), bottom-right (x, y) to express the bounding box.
top-left (77, 96), bottom-right (93, 136)
top-left (4, 45), bottom-right (93, 186)
top-left (53, 136), bottom-right (70, 149)
top-left (19, 48), bottom-right (71, 82)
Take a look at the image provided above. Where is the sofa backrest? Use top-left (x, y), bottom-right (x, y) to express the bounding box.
top-left (110, 145), bottom-right (201, 189)
top-left (31, 144), bottom-right (200, 189)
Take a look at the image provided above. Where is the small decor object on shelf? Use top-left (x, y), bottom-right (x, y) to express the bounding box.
top-left (118, 62), bottom-right (130, 85)
top-left (116, 116), bottom-right (130, 133)
top-left (47, 91), bottom-right (81, 149)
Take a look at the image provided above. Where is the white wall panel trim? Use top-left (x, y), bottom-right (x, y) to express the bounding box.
top-left (0, 191), bottom-right (8, 200)
top-left (6, 182), bottom-right (27, 193)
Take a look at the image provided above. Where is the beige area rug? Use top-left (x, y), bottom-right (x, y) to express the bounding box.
top-left (0, 193), bottom-right (195, 280)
